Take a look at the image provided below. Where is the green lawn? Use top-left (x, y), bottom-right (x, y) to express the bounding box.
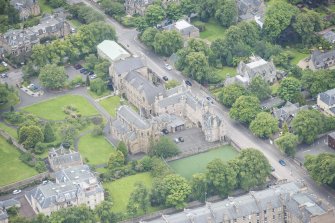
top-left (103, 173), bottom-right (158, 213)
top-left (0, 136), bottom-right (38, 186)
top-left (0, 122), bottom-right (18, 140)
top-left (285, 48), bottom-right (309, 65)
top-left (271, 82), bottom-right (280, 96)
top-left (68, 19), bottom-right (82, 28)
top-left (193, 19), bottom-right (226, 42)
top-left (169, 146), bottom-right (239, 179)
top-left (78, 134), bottom-right (116, 165)
top-left (22, 95), bottom-right (99, 120)
top-left (98, 96), bottom-right (121, 117)
top-left (38, 0), bottom-right (53, 13)
top-left (215, 66), bottom-right (237, 81)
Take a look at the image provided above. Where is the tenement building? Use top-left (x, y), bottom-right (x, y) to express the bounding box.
top-left (25, 165), bottom-right (104, 215)
top-left (143, 182), bottom-right (335, 223)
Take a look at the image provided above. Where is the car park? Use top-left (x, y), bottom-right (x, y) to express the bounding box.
top-left (279, 159), bottom-right (286, 166)
top-left (185, 80), bottom-right (192, 86)
top-left (165, 64), bottom-right (172, 71)
top-left (12, 189), bottom-right (21, 195)
top-left (163, 76), bottom-right (169, 81)
top-left (178, 137), bottom-right (184, 142)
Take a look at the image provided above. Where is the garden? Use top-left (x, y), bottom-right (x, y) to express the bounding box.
top-left (192, 19), bottom-right (226, 42)
top-left (98, 96), bottom-right (121, 117)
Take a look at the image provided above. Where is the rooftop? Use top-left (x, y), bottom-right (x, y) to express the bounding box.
top-left (97, 40), bottom-right (130, 61)
top-left (318, 88), bottom-right (335, 106)
top-left (117, 105), bottom-right (150, 129)
top-left (175, 20), bottom-right (192, 30)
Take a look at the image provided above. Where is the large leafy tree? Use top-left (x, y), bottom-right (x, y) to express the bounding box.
top-left (219, 84), bottom-right (246, 107)
top-left (263, 1), bottom-right (297, 42)
top-left (278, 77), bottom-right (301, 102)
top-left (153, 30), bottom-right (183, 56)
top-left (0, 83), bottom-right (12, 104)
top-left (19, 125), bottom-right (44, 149)
top-left (304, 153), bottom-right (335, 187)
top-left (140, 27), bottom-right (159, 49)
top-left (151, 174), bottom-right (191, 209)
top-left (43, 122), bottom-right (55, 143)
top-left (275, 133), bottom-right (299, 157)
top-left (215, 0), bottom-right (238, 28)
top-left (301, 69), bottom-right (335, 97)
top-left (49, 205), bottom-right (96, 223)
top-left (149, 136), bottom-right (180, 158)
top-left (108, 150), bottom-right (125, 169)
top-left (95, 201), bottom-right (118, 223)
top-left (248, 75), bottom-right (271, 101)
top-left (166, 3), bottom-right (182, 21)
top-left (206, 159), bottom-right (237, 197)
top-left (39, 64), bottom-right (67, 89)
top-left (190, 173), bottom-right (208, 202)
top-left (229, 96), bottom-right (260, 125)
top-left (127, 182), bottom-right (150, 216)
top-left (145, 4), bottom-right (165, 27)
top-left (250, 112), bottom-right (278, 138)
top-left (184, 51), bottom-right (212, 84)
top-left (117, 141), bottom-right (128, 158)
top-left (237, 149), bottom-right (271, 190)
top-left (292, 110), bottom-right (323, 144)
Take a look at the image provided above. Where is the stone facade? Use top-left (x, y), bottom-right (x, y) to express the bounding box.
top-left (48, 147), bottom-right (83, 172)
top-left (310, 50), bottom-right (335, 70)
top-left (25, 165), bottom-right (104, 216)
top-left (10, 0), bottom-right (40, 20)
top-left (317, 88), bottom-right (335, 116)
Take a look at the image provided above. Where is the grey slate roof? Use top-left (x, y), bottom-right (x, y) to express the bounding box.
top-left (48, 147), bottom-right (82, 168)
top-left (157, 90), bottom-right (200, 111)
top-left (237, 0), bottom-right (263, 20)
top-left (151, 113), bottom-right (185, 128)
top-left (10, 0), bottom-right (38, 9)
top-left (28, 15), bottom-right (65, 35)
top-left (124, 70), bottom-right (165, 104)
top-left (143, 182), bottom-right (329, 223)
top-left (0, 209), bottom-right (8, 221)
top-left (273, 102), bottom-right (308, 121)
top-left (261, 97), bottom-right (285, 109)
top-left (55, 165), bottom-right (96, 184)
top-left (0, 199), bottom-right (20, 209)
top-left (318, 88), bottom-right (335, 106)
top-left (311, 50), bottom-right (335, 69)
top-left (322, 31), bottom-right (335, 44)
top-left (3, 29), bottom-right (38, 47)
top-left (117, 105), bottom-right (150, 129)
top-left (114, 57), bottom-right (145, 75)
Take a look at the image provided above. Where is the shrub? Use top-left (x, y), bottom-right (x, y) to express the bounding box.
top-left (35, 160), bottom-right (47, 173)
top-left (91, 126), bottom-right (103, 136)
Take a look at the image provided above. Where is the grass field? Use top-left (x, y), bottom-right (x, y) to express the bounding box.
top-left (98, 96), bottom-right (121, 117)
top-left (193, 19), bottom-right (226, 42)
top-left (0, 122), bottom-right (18, 140)
top-left (215, 66), bottom-right (237, 81)
top-left (284, 48), bottom-right (309, 65)
top-left (0, 136), bottom-right (38, 186)
top-left (38, 0), bottom-right (53, 13)
top-left (22, 95), bottom-right (99, 120)
top-left (169, 146), bottom-right (239, 179)
top-left (103, 173), bottom-right (158, 213)
top-left (78, 134), bottom-right (116, 165)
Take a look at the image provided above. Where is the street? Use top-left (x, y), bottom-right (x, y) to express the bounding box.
top-left (82, 0), bottom-right (335, 207)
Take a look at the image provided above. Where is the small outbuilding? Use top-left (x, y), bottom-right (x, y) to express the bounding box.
top-left (97, 40), bottom-right (130, 63)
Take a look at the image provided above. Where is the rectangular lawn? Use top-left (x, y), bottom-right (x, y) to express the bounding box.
top-left (193, 19), bottom-right (226, 42)
top-left (22, 95), bottom-right (99, 120)
top-left (103, 173), bottom-right (157, 213)
top-left (215, 66), bottom-right (237, 81)
top-left (78, 134), bottom-right (116, 165)
top-left (0, 136), bottom-right (38, 186)
top-left (98, 96), bottom-right (121, 117)
top-left (169, 145), bottom-right (239, 179)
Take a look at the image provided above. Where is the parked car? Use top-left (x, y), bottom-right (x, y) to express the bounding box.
top-left (12, 189), bottom-right (21, 195)
top-left (74, 64), bottom-right (82, 70)
top-left (1, 73), bottom-right (8, 78)
top-left (88, 71), bottom-right (94, 75)
top-left (279, 159), bottom-right (286, 166)
top-left (163, 76), bottom-right (169, 81)
top-left (271, 166), bottom-right (275, 172)
top-left (174, 138), bottom-right (180, 143)
top-left (2, 61), bottom-right (8, 67)
top-left (42, 180), bottom-right (48, 185)
top-left (161, 129), bottom-right (169, 135)
top-left (164, 63), bottom-right (172, 71)
top-left (206, 96), bottom-right (214, 104)
top-left (90, 74), bottom-right (97, 79)
top-left (178, 137), bottom-right (184, 142)
top-left (80, 68), bottom-right (87, 73)
top-left (83, 69), bottom-right (90, 74)
top-left (185, 80), bottom-right (192, 86)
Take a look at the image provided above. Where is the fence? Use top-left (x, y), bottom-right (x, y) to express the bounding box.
top-left (0, 129), bottom-right (27, 153)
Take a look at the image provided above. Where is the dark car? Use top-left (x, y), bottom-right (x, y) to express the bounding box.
top-left (162, 129), bottom-right (169, 135)
top-left (178, 137), bottom-right (184, 142)
top-left (163, 76), bottom-right (169, 81)
top-left (185, 80), bottom-right (192, 86)
top-left (80, 68), bottom-right (87, 73)
top-left (279, 159), bottom-right (286, 166)
top-left (74, 64), bottom-right (82, 70)
top-left (83, 69), bottom-right (90, 74)
top-left (88, 71), bottom-right (94, 75)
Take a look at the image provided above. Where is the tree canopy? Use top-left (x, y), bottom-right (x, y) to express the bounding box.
top-left (38, 64), bottom-right (67, 89)
top-left (278, 77), bottom-right (301, 103)
top-left (219, 84), bottom-right (246, 107)
top-left (305, 153), bottom-right (335, 187)
top-left (250, 112), bottom-right (279, 138)
top-left (275, 133), bottom-right (299, 157)
top-left (229, 96), bottom-right (260, 125)
top-left (149, 137), bottom-right (180, 158)
top-left (248, 75), bottom-right (271, 101)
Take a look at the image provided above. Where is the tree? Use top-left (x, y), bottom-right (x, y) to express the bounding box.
top-left (292, 110), bottom-right (323, 144)
top-left (166, 3), bottom-right (182, 21)
top-left (127, 182), bottom-right (150, 216)
top-left (39, 64), bottom-right (67, 89)
top-left (108, 150), bottom-right (125, 169)
top-left (180, 0), bottom-right (197, 16)
top-left (85, 54), bottom-right (99, 70)
top-left (43, 122), bottom-right (55, 143)
top-left (60, 124), bottom-right (77, 144)
top-left (206, 159), bottom-right (237, 197)
top-left (301, 69), bottom-right (335, 97)
top-left (0, 83), bottom-right (9, 104)
top-left (304, 153), bottom-right (335, 186)
top-left (94, 60), bottom-right (110, 80)
top-left (140, 27), bottom-right (159, 48)
top-left (151, 174), bottom-right (191, 209)
top-left (250, 112), bottom-right (278, 138)
top-left (85, 75), bottom-right (90, 87)
top-left (183, 51), bottom-right (212, 84)
top-left (215, 0), bottom-right (238, 27)
top-left (117, 141), bottom-right (128, 158)
top-left (95, 201), bottom-right (118, 223)
top-left (229, 96), bottom-right (260, 125)
top-left (278, 77), bottom-right (301, 103)
top-left (248, 75), bottom-right (271, 101)
top-left (165, 80), bottom-right (180, 90)
top-left (275, 133), bottom-right (299, 157)
top-left (19, 125), bottom-right (44, 149)
top-left (149, 137), bottom-right (180, 158)
top-left (90, 78), bottom-right (107, 96)
top-left (101, 0), bottom-right (125, 16)
top-left (190, 173), bottom-right (208, 202)
top-left (263, 1), bottom-right (297, 42)
top-left (237, 148), bottom-right (271, 190)
top-left (219, 84), bottom-right (246, 107)
top-left (153, 30), bottom-right (183, 56)
top-left (49, 205), bottom-right (96, 223)
top-left (145, 4), bottom-right (165, 27)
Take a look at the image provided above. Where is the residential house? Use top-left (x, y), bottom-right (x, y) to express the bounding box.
top-left (97, 40), bottom-right (131, 63)
top-left (48, 146), bottom-right (83, 172)
top-left (225, 56), bottom-right (277, 86)
top-left (317, 88), bottom-right (335, 116)
top-left (261, 97), bottom-right (285, 110)
top-left (0, 13), bottom-right (71, 57)
top-left (0, 199), bottom-right (21, 223)
top-left (124, 0), bottom-right (179, 16)
top-left (163, 19), bottom-right (199, 39)
top-left (272, 101), bottom-right (308, 128)
top-left (143, 182), bottom-right (335, 223)
top-left (310, 49), bottom-right (335, 70)
top-left (10, 0), bottom-right (40, 20)
top-left (25, 165), bottom-right (104, 216)
top-left (237, 0), bottom-right (265, 27)
top-left (321, 30), bottom-right (335, 44)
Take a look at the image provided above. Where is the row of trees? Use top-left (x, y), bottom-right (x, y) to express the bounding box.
top-left (69, 3), bottom-right (105, 24)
